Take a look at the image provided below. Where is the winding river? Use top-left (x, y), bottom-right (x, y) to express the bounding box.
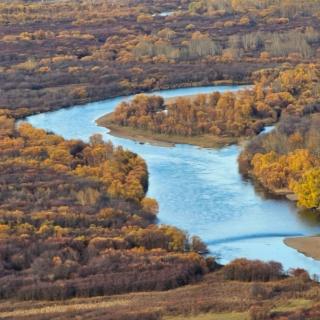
top-left (26, 85), bottom-right (320, 276)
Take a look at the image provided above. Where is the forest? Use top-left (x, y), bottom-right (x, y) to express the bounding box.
top-left (1, 114), bottom-right (310, 309)
top-left (0, 115), bottom-right (214, 300)
top-left (1, 0), bottom-right (320, 319)
top-left (104, 63), bottom-right (320, 211)
top-left (102, 64), bottom-right (320, 144)
top-left (0, 0), bottom-right (319, 118)
top-left (236, 63), bottom-right (320, 211)
top-left (240, 113), bottom-right (320, 211)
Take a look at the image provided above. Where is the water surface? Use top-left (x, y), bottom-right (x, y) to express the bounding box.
top-left (27, 85), bottom-right (320, 276)
top-left (152, 11), bottom-right (175, 16)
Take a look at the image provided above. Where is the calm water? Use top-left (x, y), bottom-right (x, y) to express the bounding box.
top-left (26, 85), bottom-right (320, 276)
top-left (152, 11), bottom-right (175, 17)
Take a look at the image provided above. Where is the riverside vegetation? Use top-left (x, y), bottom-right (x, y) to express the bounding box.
top-left (2, 0), bottom-right (320, 319)
top-left (3, 115), bottom-right (319, 320)
top-left (101, 63), bottom-right (320, 209)
top-left (0, 115), bottom-right (212, 300)
top-left (238, 64), bottom-right (320, 212)
top-left (102, 63), bottom-right (320, 144)
top-left (1, 0), bottom-right (320, 118)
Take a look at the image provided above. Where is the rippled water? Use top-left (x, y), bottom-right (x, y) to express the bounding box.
top-left (26, 85), bottom-right (320, 276)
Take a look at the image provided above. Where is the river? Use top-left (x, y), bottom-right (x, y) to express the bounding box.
top-left (26, 85), bottom-right (320, 276)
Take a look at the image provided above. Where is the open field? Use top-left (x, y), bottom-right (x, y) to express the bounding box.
top-left (1, 272), bottom-right (320, 320)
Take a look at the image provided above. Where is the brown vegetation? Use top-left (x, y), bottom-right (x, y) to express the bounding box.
top-left (222, 259), bottom-right (283, 282)
top-left (0, 116), bottom-right (210, 300)
top-left (0, 268), bottom-right (319, 320)
top-left (1, 1), bottom-right (320, 318)
top-left (0, 0), bottom-right (319, 118)
top-left (101, 64), bottom-right (320, 147)
top-left (237, 63), bottom-right (320, 211)
top-left (105, 91), bottom-right (270, 139)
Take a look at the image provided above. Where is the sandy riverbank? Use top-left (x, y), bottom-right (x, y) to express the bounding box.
top-left (284, 236), bottom-right (320, 261)
top-left (96, 93), bottom-right (242, 148)
top-left (96, 114), bottom-right (239, 148)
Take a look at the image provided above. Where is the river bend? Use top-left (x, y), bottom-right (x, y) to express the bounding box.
top-left (26, 85), bottom-right (320, 276)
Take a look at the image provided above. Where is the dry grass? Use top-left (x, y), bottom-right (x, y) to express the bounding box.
top-left (0, 299), bottom-right (129, 319)
top-left (271, 299), bottom-right (314, 313)
top-left (1, 272), bottom-right (320, 319)
top-left (164, 312), bottom-right (249, 320)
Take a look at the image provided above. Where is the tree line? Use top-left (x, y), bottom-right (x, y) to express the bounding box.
top-left (108, 64), bottom-right (320, 140)
top-left (239, 64), bottom-right (320, 211)
top-left (0, 0), bottom-right (319, 119)
top-left (0, 116), bottom-right (211, 300)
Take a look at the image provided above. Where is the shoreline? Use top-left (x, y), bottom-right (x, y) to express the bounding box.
top-left (25, 81), bottom-right (320, 274)
top-left (96, 90), bottom-right (255, 149)
top-left (95, 86), bottom-right (278, 150)
top-left (96, 92), bottom-right (304, 213)
top-left (19, 80), bottom-right (250, 120)
top-left (284, 236), bottom-right (320, 261)
top-left (247, 172), bottom-right (298, 201)
top-left (96, 114), bottom-right (240, 148)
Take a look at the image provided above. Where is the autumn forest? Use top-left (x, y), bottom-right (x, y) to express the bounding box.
top-left (1, 0), bottom-right (320, 319)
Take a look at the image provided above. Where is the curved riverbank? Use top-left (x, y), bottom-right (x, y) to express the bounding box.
top-left (284, 236), bottom-right (320, 261)
top-left (96, 114), bottom-right (239, 148)
top-left (96, 86), bottom-right (267, 149)
top-left (17, 80), bottom-right (248, 120)
top-left (26, 84), bottom-right (320, 276)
